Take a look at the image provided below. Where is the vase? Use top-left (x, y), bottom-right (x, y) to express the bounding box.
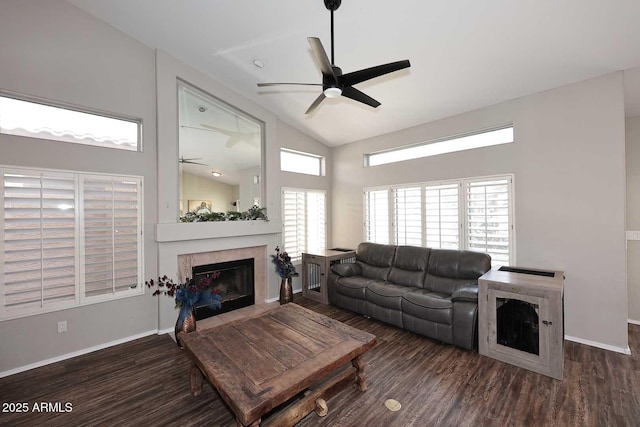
top-left (174, 304), bottom-right (196, 346)
top-left (280, 277), bottom-right (293, 305)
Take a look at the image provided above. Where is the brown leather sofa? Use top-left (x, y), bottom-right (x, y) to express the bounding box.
top-left (327, 242), bottom-right (491, 350)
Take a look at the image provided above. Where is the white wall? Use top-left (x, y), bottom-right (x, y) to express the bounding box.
top-left (332, 73), bottom-right (628, 352)
top-left (0, 0), bottom-right (158, 373)
top-left (626, 115), bottom-right (640, 323)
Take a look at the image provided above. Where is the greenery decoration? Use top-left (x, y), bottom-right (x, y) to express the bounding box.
top-left (180, 205), bottom-right (268, 223)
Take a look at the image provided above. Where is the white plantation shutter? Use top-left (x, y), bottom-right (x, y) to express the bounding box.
top-left (82, 176), bottom-right (141, 299)
top-left (1, 167), bottom-right (142, 320)
top-left (306, 191), bottom-right (326, 254)
top-left (2, 170), bottom-right (77, 317)
top-left (282, 190), bottom-right (306, 262)
top-left (425, 183), bottom-right (460, 250)
top-left (465, 177), bottom-right (512, 266)
top-left (364, 189), bottom-right (390, 244)
top-left (282, 189), bottom-right (326, 262)
top-left (394, 187), bottom-right (422, 246)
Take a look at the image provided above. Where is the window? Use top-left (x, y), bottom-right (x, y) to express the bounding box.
top-left (282, 188), bottom-right (326, 262)
top-left (365, 126), bottom-right (513, 167)
top-left (364, 175), bottom-right (514, 266)
top-left (0, 93), bottom-right (140, 151)
top-left (280, 149), bottom-right (324, 176)
top-left (1, 167), bottom-right (143, 320)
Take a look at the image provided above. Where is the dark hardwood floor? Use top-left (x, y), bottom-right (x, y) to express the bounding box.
top-left (1, 296), bottom-right (639, 426)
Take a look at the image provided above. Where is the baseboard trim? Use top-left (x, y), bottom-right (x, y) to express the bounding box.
top-left (628, 319), bottom-right (640, 326)
top-left (157, 327), bottom-right (174, 335)
top-left (0, 329), bottom-right (159, 378)
top-left (565, 335), bottom-right (632, 355)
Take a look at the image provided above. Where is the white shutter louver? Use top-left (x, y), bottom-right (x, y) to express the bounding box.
top-left (394, 187), bottom-right (422, 246)
top-left (2, 171), bottom-right (77, 317)
top-left (364, 189), bottom-right (389, 244)
top-left (82, 176), bottom-right (140, 299)
top-left (465, 178), bottom-right (511, 266)
top-left (425, 183), bottom-right (460, 249)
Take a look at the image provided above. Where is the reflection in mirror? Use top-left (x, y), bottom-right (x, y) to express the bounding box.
top-left (178, 82), bottom-right (263, 220)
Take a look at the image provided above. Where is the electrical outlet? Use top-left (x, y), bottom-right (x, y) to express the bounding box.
top-left (57, 320), bottom-right (67, 333)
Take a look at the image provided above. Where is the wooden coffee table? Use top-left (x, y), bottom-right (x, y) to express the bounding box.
top-left (179, 303), bottom-right (376, 426)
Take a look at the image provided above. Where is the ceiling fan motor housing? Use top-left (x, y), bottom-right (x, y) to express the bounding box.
top-left (323, 66), bottom-right (343, 92)
top-left (324, 0), bottom-right (341, 11)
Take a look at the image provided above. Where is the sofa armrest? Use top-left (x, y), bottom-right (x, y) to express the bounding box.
top-left (331, 263), bottom-right (362, 277)
top-left (451, 286), bottom-right (478, 303)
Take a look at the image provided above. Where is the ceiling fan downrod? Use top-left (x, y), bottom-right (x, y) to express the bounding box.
top-left (324, 0), bottom-right (341, 65)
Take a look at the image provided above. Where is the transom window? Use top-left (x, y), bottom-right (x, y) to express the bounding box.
top-left (1, 167), bottom-right (143, 320)
top-left (0, 93), bottom-right (140, 151)
top-left (364, 175), bottom-right (514, 267)
top-left (365, 126), bottom-right (513, 167)
top-left (280, 149), bottom-right (324, 176)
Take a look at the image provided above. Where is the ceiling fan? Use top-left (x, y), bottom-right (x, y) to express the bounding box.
top-left (178, 156), bottom-right (208, 166)
top-left (257, 0), bottom-right (411, 114)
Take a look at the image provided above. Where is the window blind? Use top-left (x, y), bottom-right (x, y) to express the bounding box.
top-left (82, 176), bottom-right (141, 299)
top-left (364, 189), bottom-right (390, 244)
top-left (425, 183), bottom-right (460, 250)
top-left (465, 178), bottom-right (511, 266)
top-left (394, 187), bottom-right (422, 246)
top-left (1, 167), bottom-right (143, 320)
top-left (2, 171), bottom-right (77, 317)
top-left (282, 189), bottom-right (326, 262)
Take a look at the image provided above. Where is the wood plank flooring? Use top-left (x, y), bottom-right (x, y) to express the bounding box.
top-left (1, 295), bottom-right (639, 426)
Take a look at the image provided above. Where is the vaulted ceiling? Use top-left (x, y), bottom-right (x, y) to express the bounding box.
top-left (67, 0), bottom-right (640, 146)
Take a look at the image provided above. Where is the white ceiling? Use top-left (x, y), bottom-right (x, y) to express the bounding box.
top-left (67, 0), bottom-right (640, 147)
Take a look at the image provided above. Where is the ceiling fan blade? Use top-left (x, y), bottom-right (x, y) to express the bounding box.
top-left (308, 37), bottom-right (337, 81)
top-left (341, 86), bottom-right (381, 109)
top-left (305, 93), bottom-right (326, 115)
top-left (340, 60), bottom-right (411, 87)
top-left (200, 123), bottom-right (233, 136)
top-left (257, 82), bottom-right (322, 87)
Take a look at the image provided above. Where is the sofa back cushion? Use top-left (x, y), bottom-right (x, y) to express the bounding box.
top-left (356, 242), bottom-right (396, 281)
top-left (424, 249), bottom-right (491, 294)
top-left (388, 246), bottom-right (430, 287)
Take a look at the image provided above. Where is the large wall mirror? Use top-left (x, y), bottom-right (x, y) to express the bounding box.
top-left (178, 81), bottom-right (264, 219)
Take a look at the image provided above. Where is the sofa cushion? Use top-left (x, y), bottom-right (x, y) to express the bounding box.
top-left (334, 276), bottom-right (380, 300)
top-left (355, 242), bottom-right (396, 281)
top-left (388, 246), bottom-right (430, 288)
top-left (424, 249), bottom-right (491, 294)
top-left (366, 282), bottom-right (418, 310)
top-left (402, 289), bottom-right (453, 325)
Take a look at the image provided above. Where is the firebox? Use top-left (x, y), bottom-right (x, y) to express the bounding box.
top-left (192, 258), bottom-right (255, 320)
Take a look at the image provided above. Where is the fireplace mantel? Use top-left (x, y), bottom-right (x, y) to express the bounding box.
top-left (155, 220), bottom-right (282, 243)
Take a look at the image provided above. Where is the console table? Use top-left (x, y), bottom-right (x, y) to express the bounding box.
top-left (302, 249), bottom-right (356, 304)
top-left (478, 267), bottom-right (564, 380)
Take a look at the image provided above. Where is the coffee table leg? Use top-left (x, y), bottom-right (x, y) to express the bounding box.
top-left (351, 356), bottom-right (367, 392)
top-left (190, 362), bottom-right (203, 396)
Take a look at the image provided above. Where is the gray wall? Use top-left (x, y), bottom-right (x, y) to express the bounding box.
top-left (0, 0), bottom-right (158, 373)
top-left (332, 73), bottom-right (628, 352)
top-left (627, 115), bottom-right (640, 323)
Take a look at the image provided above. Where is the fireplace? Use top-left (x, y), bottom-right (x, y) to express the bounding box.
top-left (192, 258), bottom-right (255, 320)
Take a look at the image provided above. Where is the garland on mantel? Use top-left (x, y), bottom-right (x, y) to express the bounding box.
top-left (179, 205), bottom-right (268, 223)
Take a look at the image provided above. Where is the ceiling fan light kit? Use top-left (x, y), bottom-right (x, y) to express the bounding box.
top-left (257, 0), bottom-right (411, 114)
